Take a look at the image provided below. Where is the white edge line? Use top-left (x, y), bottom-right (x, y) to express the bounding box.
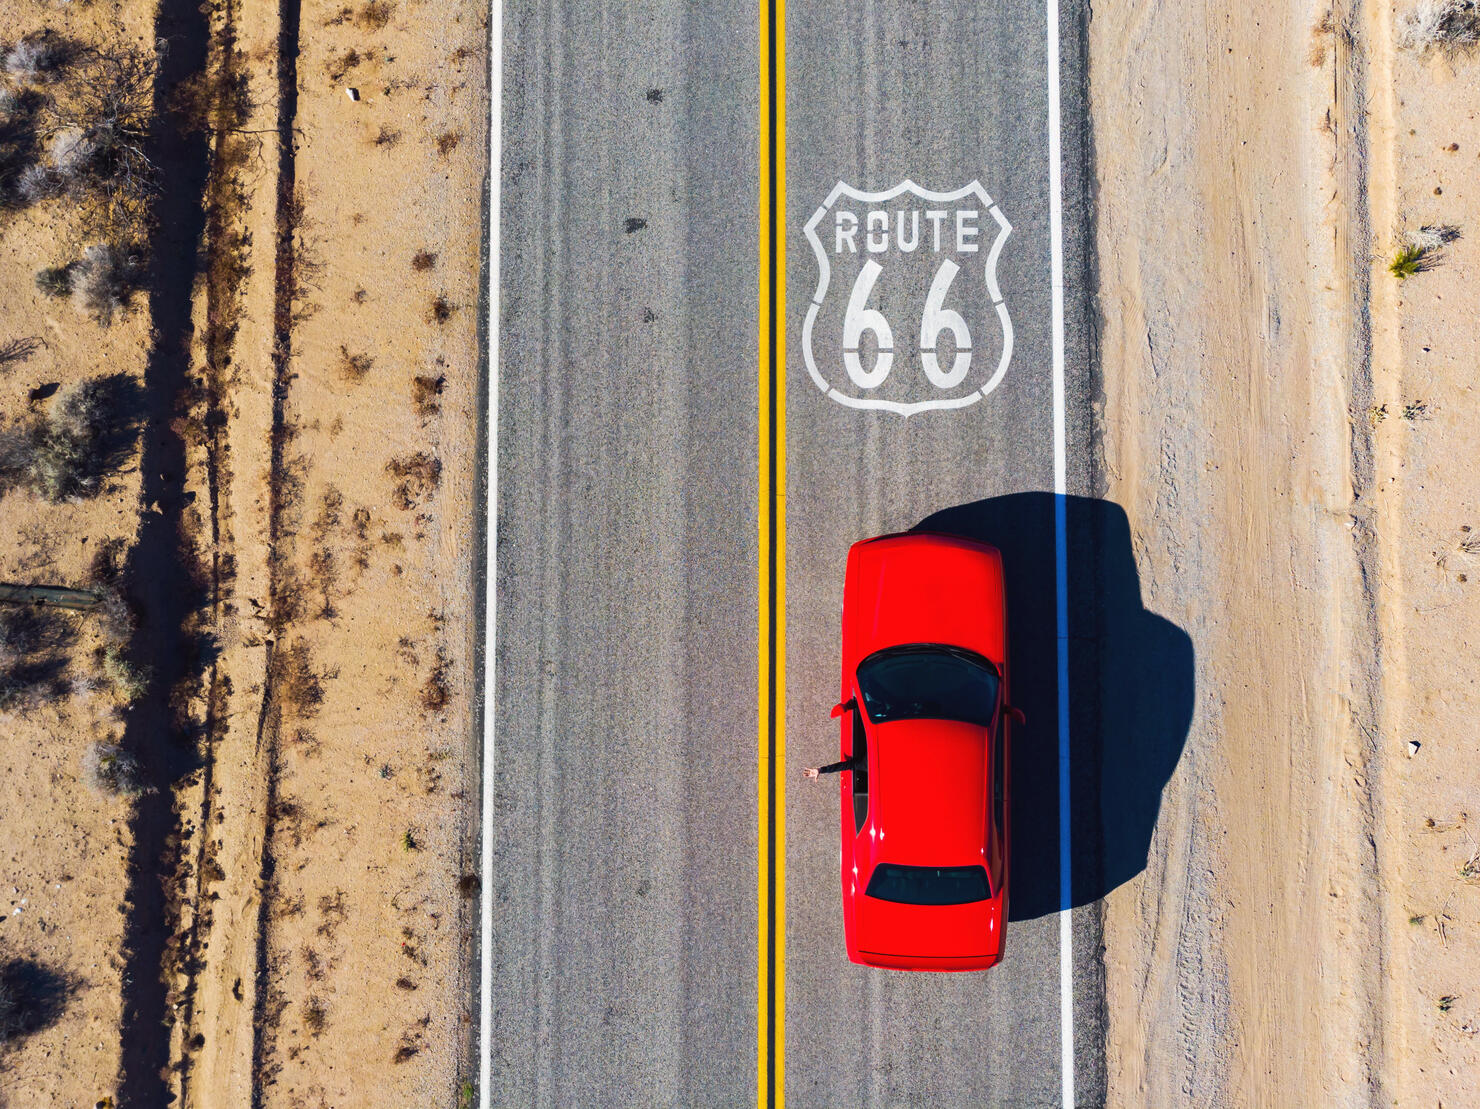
top-left (1046, 0), bottom-right (1075, 1105)
top-left (479, 0), bottom-right (502, 1104)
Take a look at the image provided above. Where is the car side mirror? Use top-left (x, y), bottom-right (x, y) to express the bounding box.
top-left (831, 697), bottom-right (856, 720)
top-left (1005, 705), bottom-right (1026, 725)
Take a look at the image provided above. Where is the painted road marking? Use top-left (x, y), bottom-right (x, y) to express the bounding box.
top-left (1046, 0), bottom-right (1075, 1103)
top-left (478, 0), bottom-right (502, 1104)
top-left (757, 0), bottom-right (787, 1106)
top-left (801, 180), bottom-right (1013, 417)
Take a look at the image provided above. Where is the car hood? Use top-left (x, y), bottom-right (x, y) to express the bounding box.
top-left (846, 533), bottom-right (1005, 665)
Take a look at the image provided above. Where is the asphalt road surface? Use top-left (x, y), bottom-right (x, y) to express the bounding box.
top-left (487, 1), bottom-right (1108, 1105)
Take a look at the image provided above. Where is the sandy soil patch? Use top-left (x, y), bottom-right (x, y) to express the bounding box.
top-left (171, 0), bottom-right (488, 1105)
top-left (1092, 0), bottom-right (1480, 1103)
top-left (1, 0), bottom-right (486, 1103)
top-left (1369, 3), bottom-right (1480, 1102)
top-left (0, 2), bottom-right (159, 1106)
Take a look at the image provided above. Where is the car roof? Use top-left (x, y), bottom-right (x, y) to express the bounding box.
top-left (871, 717), bottom-right (988, 866)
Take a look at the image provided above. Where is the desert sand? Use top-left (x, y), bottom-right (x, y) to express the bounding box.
top-left (0, 0), bottom-right (486, 1104)
top-left (1093, 0), bottom-right (1480, 1104)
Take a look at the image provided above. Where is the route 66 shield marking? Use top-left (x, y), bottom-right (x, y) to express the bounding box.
top-left (801, 180), bottom-right (1013, 417)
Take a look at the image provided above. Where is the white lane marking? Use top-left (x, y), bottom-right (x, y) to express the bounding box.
top-left (480, 0), bottom-right (502, 1105)
top-left (1046, 0), bottom-right (1075, 1103)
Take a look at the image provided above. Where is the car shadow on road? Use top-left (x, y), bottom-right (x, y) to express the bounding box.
top-left (914, 493), bottom-right (1193, 921)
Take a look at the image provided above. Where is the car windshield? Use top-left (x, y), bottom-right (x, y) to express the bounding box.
top-left (865, 863), bottom-right (991, 906)
top-left (856, 644), bottom-right (1000, 728)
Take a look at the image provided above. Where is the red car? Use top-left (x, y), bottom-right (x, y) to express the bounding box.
top-left (833, 531), bottom-right (1020, 971)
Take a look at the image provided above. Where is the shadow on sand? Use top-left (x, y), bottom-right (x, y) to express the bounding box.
top-left (915, 493), bottom-right (1194, 922)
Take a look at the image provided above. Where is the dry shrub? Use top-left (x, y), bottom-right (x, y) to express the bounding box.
top-left (0, 373), bottom-right (144, 500)
top-left (357, 0), bottom-right (395, 30)
top-left (428, 295), bottom-right (454, 324)
top-left (102, 643), bottom-right (149, 702)
top-left (386, 452), bottom-right (441, 509)
top-left (83, 739), bottom-right (147, 795)
top-left (411, 374), bottom-right (444, 418)
top-left (338, 345), bottom-right (372, 382)
top-left (303, 997), bottom-right (328, 1036)
top-left (7, 40), bottom-right (160, 246)
top-left (1407, 223), bottom-right (1461, 251)
top-left (420, 649), bottom-right (450, 713)
top-left (325, 48), bottom-right (363, 81)
top-left (314, 486), bottom-right (344, 539)
top-left (434, 131), bottom-right (460, 157)
top-left (70, 243), bottom-right (141, 323)
top-left (411, 250), bottom-right (436, 271)
top-left (278, 639), bottom-right (324, 717)
top-left (2, 32), bottom-right (69, 82)
top-left (1398, 0), bottom-right (1480, 54)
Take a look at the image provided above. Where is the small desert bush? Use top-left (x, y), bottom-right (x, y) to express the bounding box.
top-left (1408, 223), bottom-right (1460, 251)
top-left (0, 373), bottom-right (144, 500)
top-left (303, 997), bottom-right (328, 1036)
top-left (386, 451), bottom-right (441, 508)
top-left (69, 242), bottom-right (141, 323)
top-left (279, 639), bottom-right (325, 716)
top-left (411, 374), bottom-right (443, 418)
top-left (1389, 226), bottom-right (1459, 278)
top-left (2, 32), bottom-right (68, 82)
top-left (1389, 243), bottom-right (1432, 278)
top-left (34, 265), bottom-right (72, 298)
top-left (94, 587), bottom-right (136, 641)
top-left (83, 739), bottom-right (146, 795)
top-left (102, 643), bottom-right (148, 702)
top-left (338, 346), bottom-right (372, 381)
top-left (357, 0), bottom-right (395, 30)
top-left (1398, 0), bottom-right (1480, 54)
top-left (428, 294), bottom-right (454, 324)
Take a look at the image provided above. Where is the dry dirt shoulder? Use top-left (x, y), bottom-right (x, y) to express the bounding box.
top-left (178, 0), bottom-right (487, 1104)
top-left (1093, 0), bottom-right (1480, 1104)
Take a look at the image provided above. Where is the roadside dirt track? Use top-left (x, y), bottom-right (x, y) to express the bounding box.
top-left (1093, 1), bottom-right (1480, 1104)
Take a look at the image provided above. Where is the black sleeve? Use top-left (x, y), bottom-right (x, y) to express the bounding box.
top-left (816, 754), bottom-right (860, 776)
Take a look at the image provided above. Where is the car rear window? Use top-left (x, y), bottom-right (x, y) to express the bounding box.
top-left (864, 863), bottom-right (991, 906)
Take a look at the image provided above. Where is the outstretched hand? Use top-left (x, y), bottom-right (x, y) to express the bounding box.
top-left (802, 767), bottom-right (821, 781)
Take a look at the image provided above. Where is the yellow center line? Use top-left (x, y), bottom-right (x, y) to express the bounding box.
top-left (757, 0), bottom-right (786, 1105)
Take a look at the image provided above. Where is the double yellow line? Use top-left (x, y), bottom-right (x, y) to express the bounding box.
top-left (756, 0), bottom-right (786, 1106)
